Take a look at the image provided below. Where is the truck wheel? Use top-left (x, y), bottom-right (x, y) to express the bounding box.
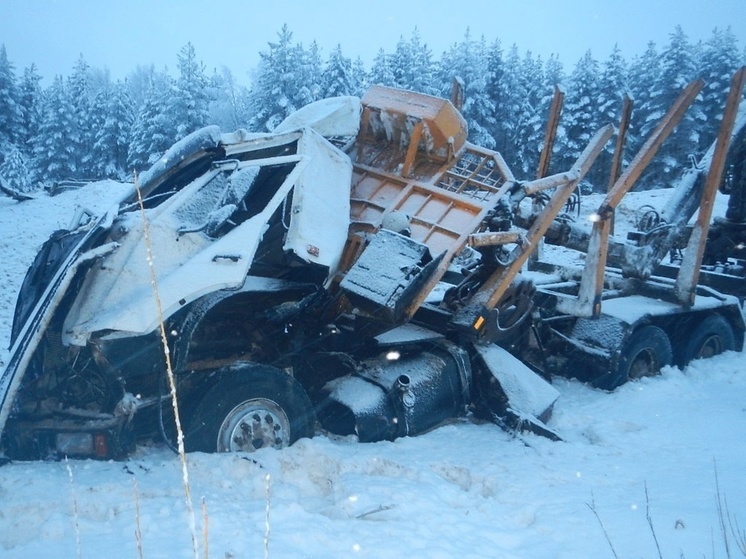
top-left (185, 365), bottom-right (315, 453)
top-left (609, 325), bottom-right (673, 389)
top-left (679, 314), bottom-right (735, 366)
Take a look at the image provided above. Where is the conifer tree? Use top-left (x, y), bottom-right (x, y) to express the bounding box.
top-left (369, 48), bottom-right (396, 87)
top-left (128, 75), bottom-right (174, 172)
top-left (208, 67), bottom-right (251, 131)
top-left (31, 76), bottom-right (77, 184)
top-left (321, 44), bottom-right (354, 98)
top-left (562, 50), bottom-right (602, 183)
top-left (168, 42), bottom-right (210, 141)
top-left (628, 41), bottom-right (661, 156)
top-left (298, 41), bottom-right (323, 104)
top-left (438, 30), bottom-right (495, 148)
top-left (351, 56), bottom-right (368, 96)
top-left (92, 82), bottom-right (134, 178)
top-left (67, 55), bottom-right (94, 177)
top-left (17, 64), bottom-right (42, 155)
top-left (0, 142), bottom-right (31, 191)
top-left (699, 27), bottom-right (742, 148)
top-left (495, 50), bottom-right (546, 176)
top-left (390, 28), bottom-right (435, 94)
top-left (248, 25), bottom-right (312, 131)
top-left (595, 45), bottom-right (629, 183)
top-left (0, 45), bottom-right (22, 161)
top-left (643, 26), bottom-right (701, 188)
top-left (514, 51), bottom-right (546, 176)
top-left (598, 45), bottom-right (628, 127)
top-left (485, 39), bottom-right (506, 153)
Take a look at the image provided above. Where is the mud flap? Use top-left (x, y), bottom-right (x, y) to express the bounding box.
top-left (473, 344), bottom-right (562, 441)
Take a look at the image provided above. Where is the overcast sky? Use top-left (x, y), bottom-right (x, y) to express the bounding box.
top-left (1, 0), bottom-right (745, 85)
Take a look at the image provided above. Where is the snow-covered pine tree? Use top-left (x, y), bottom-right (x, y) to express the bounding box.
top-left (67, 55), bottom-right (94, 178)
top-left (640, 26), bottom-right (701, 189)
top-left (17, 64), bottom-right (42, 157)
top-left (438, 30), bottom-right (495, 148)
top-left (485, 39), bottom-right (506, 153)
top-left (390, 28), bottom-right (435, 95)
top-left (298, 41), bottom-right (323, 105)
top-left (31, 75), bottom-right (77, 185)
top-left (497, 45), bottom-right (545, 175)
top-left (407, 28), bottom-right (436, 96)
top-left (87, 88), bottom-right (109, 177)
top-left (517, 52), bottom-right (547, 176)
top-left (391, 35), bottom-right (413, 91)
top-left (698, 27), bottom-right (742, 148)
top-left (92, 82), bottom-right (134, 179)
top-left (351, 57), bottom-right (368, 97)
top-left (248, 25), bottom-right (312, 131)
top-left (168, 42), bottom-right (210, 142)
top-left (124, 64), bottom-right (160, 115)
top-left (597, 45), bottom-right (628, 130)
top-left (0, 142), bottom-right (31, 191)
top-left (0, 45), bottom-right (22, 163)
top-left (127, 74), bottom-right (174, 173)
top-left (595, 44), bottom-right (630, 184)
top-left (628, 41), bottom-right (661, 158)
top-left (321, 44), bottom-right (355, 98)
top-left (369, 48), bottom-right (396, 88)
top-left (208, 67), bottom-right (251, 131)
top-left (562, 50), bottom-right (602, 185)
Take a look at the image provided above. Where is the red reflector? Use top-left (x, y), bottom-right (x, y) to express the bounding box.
top-left (94, 433), bottom-right (108, 458)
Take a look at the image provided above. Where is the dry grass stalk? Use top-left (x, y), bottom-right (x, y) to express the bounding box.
top-left (135, 174), bottom-right (199, 559)
top-left (264, 473), bottom-right (271, 559)
top-left (202, 497), bottom-right (209, 559)
top-left (133, 478), bottom-right (143, 559)
top-left (65, 456), bottom-right (83, 559)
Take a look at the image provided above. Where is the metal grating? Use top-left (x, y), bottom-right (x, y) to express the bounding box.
top-left (435, 150), bottom-right (506, 202)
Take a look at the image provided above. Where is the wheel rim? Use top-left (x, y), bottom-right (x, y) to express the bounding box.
top-left (628, 348), bottom-right (658, 380)
top-left (217, 398), bottom-right (290, 452)
top-left (696, 334), bottom-right (724, 360)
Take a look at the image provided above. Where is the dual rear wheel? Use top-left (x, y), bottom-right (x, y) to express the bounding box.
top-left (605, 314), bottom-right (736, 390)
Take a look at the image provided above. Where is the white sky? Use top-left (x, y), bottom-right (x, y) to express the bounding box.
top-left (1, 0), bottom-right (745, 85)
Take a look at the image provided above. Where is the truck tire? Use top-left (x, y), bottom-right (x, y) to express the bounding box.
top-left (678, 314), bottom-right (735, 366)
top-left (184, 365), bottom-right (315, 453)
top-left (608, 325), bottom-right (673, 390)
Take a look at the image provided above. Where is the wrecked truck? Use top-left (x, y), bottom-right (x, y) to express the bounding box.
top-left (2, 81), bottom-right (744, 460)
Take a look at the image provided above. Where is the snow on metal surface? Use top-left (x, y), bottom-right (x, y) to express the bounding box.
top-left (274, 96), bottom-right (361, 138)
top-left (475, 344), bottom-right (559, 419)
top-left (63, 128), bottom-right (351, 340)
top-left (341, 229), bottom-right (429, 304)
top-left (137, 125), bottom-right (222, 192)
top-left (571, 314), bottom-right (626, 351)
top-left (374, 324), bottom-right (444, 346)
top-left (599, 292), bottom-right (733, 325)
top-left (324, 375), bottom-right (386, 415)
top-left (283, 129), bottom-right (351, 273)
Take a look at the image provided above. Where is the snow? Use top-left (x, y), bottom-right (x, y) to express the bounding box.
top-left (273, 95), bottom-right (361, 138)
top-left (474, 344), bottom-right (559, 419)
top-left (1, 183), bottom-right (745, 558)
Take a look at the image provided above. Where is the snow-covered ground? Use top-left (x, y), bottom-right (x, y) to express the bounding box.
top-left (0, 184), bottom-right (744, 559)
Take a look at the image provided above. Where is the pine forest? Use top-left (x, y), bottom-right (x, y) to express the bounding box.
top-left (0, 24), bottom-right (744, 194)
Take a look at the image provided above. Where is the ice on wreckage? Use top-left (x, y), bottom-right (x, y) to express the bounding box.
top-left (135, 125), bottom-right (223, 192)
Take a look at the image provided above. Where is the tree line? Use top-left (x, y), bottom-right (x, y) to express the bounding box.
top-left (0, 24), bottom-right (744, 193)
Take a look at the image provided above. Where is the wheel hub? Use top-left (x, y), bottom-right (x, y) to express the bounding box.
top-left (217, 398), bottom-right (290, 452)
top-left (628, 348), bottom-right (657, 380)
